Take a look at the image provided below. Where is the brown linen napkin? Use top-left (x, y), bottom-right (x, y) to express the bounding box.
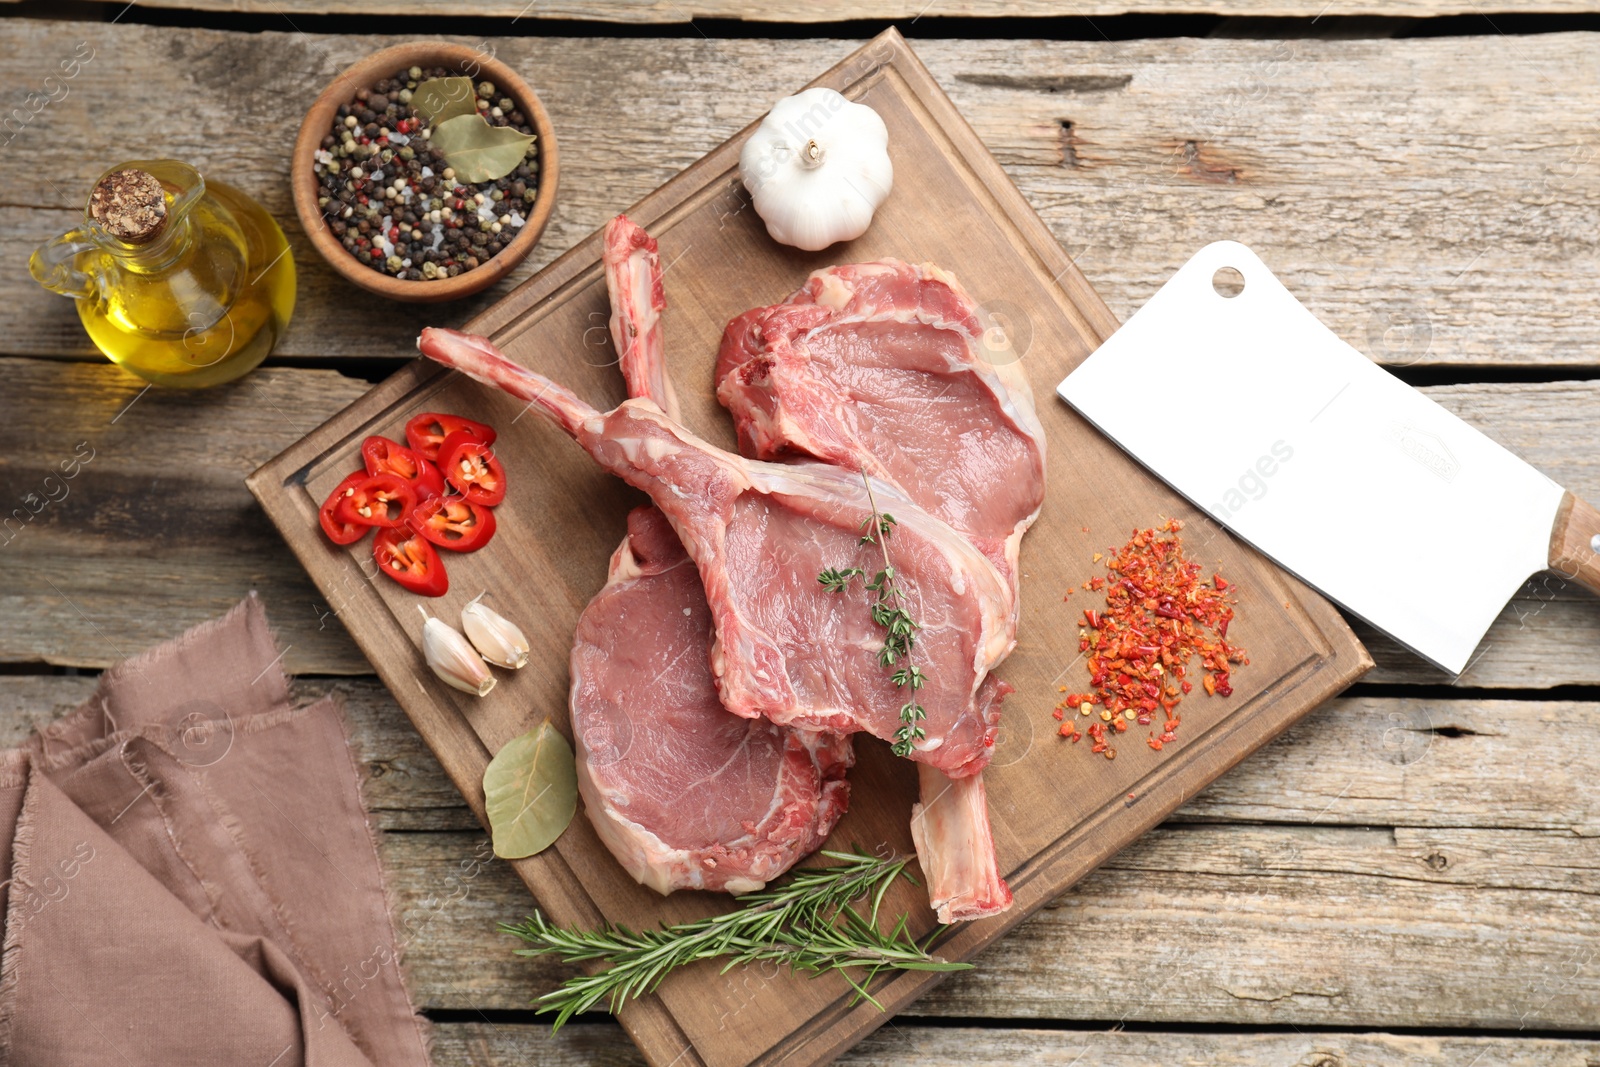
top-left (0, 594), bottom-right (430, 1067)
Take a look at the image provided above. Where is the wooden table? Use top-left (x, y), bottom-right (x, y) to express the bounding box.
top-left (3, 8), bottom-right (1597, 1065)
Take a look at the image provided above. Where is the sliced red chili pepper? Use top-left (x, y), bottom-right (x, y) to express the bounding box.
top-left (373, 526), bottom-right (448, 597)
top-left (404, 412), bottom-right (497, 462)
top-left (362, 435), bottom-right (447, 501)
top-left (333, 472), bottom-right (416, 528)
top-left (413, 457), bottom-right (447, 501)
top-left (413, 495), bottom-right (497, 552)
top-left (439, 430), bottom-right (506, 506)
top-left (319, 470), bottom-right (371, 546)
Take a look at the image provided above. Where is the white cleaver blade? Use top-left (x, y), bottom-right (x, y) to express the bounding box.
top-left (1059, 240), bottom-right (1600, 676)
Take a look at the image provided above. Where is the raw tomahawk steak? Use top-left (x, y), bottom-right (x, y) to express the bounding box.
top-left (570, 216), bottom-right (851, 893)
top-left (717, 259), bottom-right (1046, 614)
top-left (573, 507), bottom-right (853, 893)
top-left (418, 327), bottom-right (1013, 779)
top-left (717, 261), bottom-right (1047, 922)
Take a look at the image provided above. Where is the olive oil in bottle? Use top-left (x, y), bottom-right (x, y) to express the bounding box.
top-left (30, 160), bottom-right (296, 388)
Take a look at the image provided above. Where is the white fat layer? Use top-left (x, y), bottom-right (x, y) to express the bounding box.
top-left (812, 270), bottom-right (854, 309)
top-left (607, 542), bottom-right (644, 584)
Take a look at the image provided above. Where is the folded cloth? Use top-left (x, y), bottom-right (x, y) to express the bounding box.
top-left (0, 594), bottom-right (430, 1067)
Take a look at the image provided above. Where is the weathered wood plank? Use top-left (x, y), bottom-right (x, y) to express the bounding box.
top-left (1176, 697), bottom-right (1600, 835)
top-left (0, 358), bottom-right (373, 674)
top-left (46, 0), bottom-right (1600, 20)
top-left (385, 816), bottom-right (1600, 1025)
top-left (7, 676), bottom-right (1596, 1025)
top-left (427, 1022), bottom-right (1600, 1067)
top-left (4, 25), bottom-right (1597, 368)
top-left (9, 678), bottom-right (1597, 838)
top-left (4, 360), bottom-right (1597, 683)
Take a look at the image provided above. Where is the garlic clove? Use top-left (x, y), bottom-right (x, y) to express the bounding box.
top-left (462, 598), bottom-right (530, 669)
top-left (423, 615), bottom-right (497, 696)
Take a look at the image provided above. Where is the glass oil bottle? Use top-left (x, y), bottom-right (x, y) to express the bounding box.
top-left (29, 159), bottom-right (296, 388)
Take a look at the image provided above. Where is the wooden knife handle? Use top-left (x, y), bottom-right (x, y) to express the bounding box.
top-left (1549, 491), bottom-right (1600, 596)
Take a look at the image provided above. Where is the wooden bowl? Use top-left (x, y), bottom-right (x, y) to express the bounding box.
top-left (291, 42), bottom-right (559, 304)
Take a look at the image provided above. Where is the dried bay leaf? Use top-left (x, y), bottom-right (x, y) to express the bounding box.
top-left (412, 77), bottom-right (479, 125)
top-left (484, 719), bottom-right (577, 860)
top-left (429, 114), bottom-right (536, 183)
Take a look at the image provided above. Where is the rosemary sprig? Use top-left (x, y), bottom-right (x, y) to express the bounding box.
top-left (818, 474), bottom-right (929, 757)
top-left (500, 850), bottom-right (967, 1031)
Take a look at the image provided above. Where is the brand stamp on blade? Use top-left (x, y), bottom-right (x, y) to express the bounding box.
top-left (1390, 422), bottom-right (1460, 483)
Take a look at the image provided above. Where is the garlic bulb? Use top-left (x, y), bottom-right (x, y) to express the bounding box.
top-left (462, 596), bottom-right (530, 669)
top-left (420, 610), bottom-right (496, 697)
top-left (739, 87), bottom-right (893, 252)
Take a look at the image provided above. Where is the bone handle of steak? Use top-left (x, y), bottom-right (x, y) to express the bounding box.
top-left (912, 670), bottom-right (1014, 921)
top-left (1549, 491), bottom-right (1600, 598)
top-left (910, 764), bottom-right (1013, 924)
top-left (419, 328), bottom-right (599, 437)
top-left (421, 328), bottom-right (795, 721)
top-left (604, 214), bottom-right (678, 421)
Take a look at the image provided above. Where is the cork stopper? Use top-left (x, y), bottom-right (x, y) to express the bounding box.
top-left (89, 168), bottom-right (168, 243)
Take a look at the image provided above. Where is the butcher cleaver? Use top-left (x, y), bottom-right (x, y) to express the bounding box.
top-left (1058, 240), bottom-right (1600, 674)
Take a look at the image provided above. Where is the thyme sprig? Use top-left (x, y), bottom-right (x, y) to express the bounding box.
top-left (501, 850), bottom-right (966, 1031)
top-left (817, 474), bottom-right (929, 757)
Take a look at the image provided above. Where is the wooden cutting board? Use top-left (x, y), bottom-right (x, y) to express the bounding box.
top-left (249, 29), bottom-right (1371, 1067)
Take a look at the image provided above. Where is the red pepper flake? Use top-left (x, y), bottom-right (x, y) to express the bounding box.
top-left (1054, 518), bottom-right (1247, 762)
